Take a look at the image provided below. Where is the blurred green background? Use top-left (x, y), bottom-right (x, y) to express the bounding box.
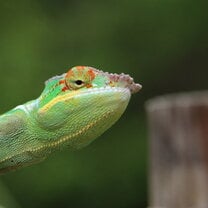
top-left (0, 0), bottom-right (207, 207)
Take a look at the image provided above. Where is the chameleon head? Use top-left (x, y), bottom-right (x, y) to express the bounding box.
top-left (37, 66), bottom-right (141, 149)
top-left (64, 66), bottom-right (142, 94)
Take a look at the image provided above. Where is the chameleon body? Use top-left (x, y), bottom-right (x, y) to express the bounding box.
top-left (0, 66), bottom-right (141, 174)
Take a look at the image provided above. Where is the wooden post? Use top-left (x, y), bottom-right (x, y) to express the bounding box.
top-left (146, 92), bottom-right (208, 208)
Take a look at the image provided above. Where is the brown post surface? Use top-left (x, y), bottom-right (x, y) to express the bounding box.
top-left (146, 92), bottom-right (208, 208)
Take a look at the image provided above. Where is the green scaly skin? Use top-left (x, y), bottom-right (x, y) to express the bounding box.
top-left (0, 66), bottom-right (141, 174)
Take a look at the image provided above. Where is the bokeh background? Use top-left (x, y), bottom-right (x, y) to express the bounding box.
top-left (0, 0), bottom-right (207, 207)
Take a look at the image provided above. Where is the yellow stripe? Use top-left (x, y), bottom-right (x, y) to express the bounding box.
top-left (40, 91), bottom-right (79, 112)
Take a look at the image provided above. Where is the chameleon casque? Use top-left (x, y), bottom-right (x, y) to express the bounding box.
top-left (0, 66), bottom-right (141, 174)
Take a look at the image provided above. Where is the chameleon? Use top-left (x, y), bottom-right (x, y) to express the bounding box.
top-left (0, 66), bottom-right (141, 174)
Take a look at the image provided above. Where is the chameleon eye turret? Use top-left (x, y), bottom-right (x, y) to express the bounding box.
top-left (65, 66), bottom-right (95, 89)
top-left (0, 65), bottom-right (141, 174)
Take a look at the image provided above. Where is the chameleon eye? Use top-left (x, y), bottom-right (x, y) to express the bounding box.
top-left (75, 80), bottom-right (84, 85)
top-left (72, 79), bottom-right (85, 88)
top-left (65, 66), bottom-right (96, 90)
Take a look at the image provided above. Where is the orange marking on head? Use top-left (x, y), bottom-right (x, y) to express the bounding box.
top-left (61, 86), bottom-right (68, 92)
top-left (59, 80), bottom-right (65, 84)
top-left (65, 69), bottom-right (74, 79)
top-left (109, 81), bottom-right (115, 87)
top-left (88, 68), bottom-right (95, 81)
top-left (76, 66), bottom-right (85, 70)
top-left (86, 83), bottom-right (92, 88)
